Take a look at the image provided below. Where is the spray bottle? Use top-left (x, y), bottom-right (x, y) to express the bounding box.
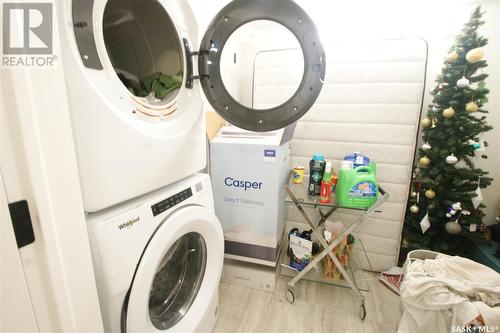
top-left (319, 161), bottom-right (332, 204)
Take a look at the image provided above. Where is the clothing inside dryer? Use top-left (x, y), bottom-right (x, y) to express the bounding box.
top-left (103, 0), bottom-right (183, 104)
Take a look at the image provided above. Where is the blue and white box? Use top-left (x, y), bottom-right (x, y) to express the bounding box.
top-left (210, 126), bottom-right (292, 266)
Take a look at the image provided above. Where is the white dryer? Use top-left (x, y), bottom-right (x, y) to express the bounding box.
top-left (86, 173), bottom-right (224, 332)
top-left (57, 0), bottom-right (325, 212)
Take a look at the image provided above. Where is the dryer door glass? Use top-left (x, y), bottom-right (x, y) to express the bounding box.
top-left (197, 0), bottom-right (325, 132)
top-left (220, 20), bottom-right (304, 110)
top-left (102, 0), bottom-right (184, 105)
top-left (148, 232), bottom-right (207, 330)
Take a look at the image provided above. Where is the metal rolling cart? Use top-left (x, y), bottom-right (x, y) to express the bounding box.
top-left (281, 171), bottom-right (389, 320)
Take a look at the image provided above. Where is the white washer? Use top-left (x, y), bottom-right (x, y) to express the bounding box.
top-left (56, 0), bottom-right (325, 212)
top-left (86, 173), bottom-right (224, 333)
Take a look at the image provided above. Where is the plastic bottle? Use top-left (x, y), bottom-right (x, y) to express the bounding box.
top-left (308, 154), bottom-right (326, 196)
top-left (344, 152), bottom-right (370, 168)
top-left (292, 165), bottom-right (305, 184)
top-left (330, 175), bottom-right (338, 192)
top-left (320, 161), bottom-right (332, 204)
top-left (336, 162), bottom-right (378, 208)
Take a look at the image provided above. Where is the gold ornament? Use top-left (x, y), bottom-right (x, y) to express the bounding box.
top-left (419, 156), bottom-right (430, 167)
top-left (421, 117), bottom-right (432, 128)
top-left (410, 204), bottom-right (420, 214)
top-left (443, 107), bottom-right (455, 118)
top-left (411, 191), bottom-right (417, 198)
top-left (465, 48), bottom-right (484, 63)
top-left (466, 101), bottom-right (478, 113)
top-left (425, 189), bottom-right (436, 199)
top-left (445, 51), bottom-right (459, 63)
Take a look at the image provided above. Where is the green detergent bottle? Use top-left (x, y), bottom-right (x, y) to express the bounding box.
top-left (336, 162), bottom-right (378, 209)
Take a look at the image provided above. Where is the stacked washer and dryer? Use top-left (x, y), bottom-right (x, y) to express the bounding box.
top-left (57, 0), bottom-right (324, 331)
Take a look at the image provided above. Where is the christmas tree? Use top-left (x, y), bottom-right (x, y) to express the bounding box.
top-left (400, 6), bottom-right (493, 256)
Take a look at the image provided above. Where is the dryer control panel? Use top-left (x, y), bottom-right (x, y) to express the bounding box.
top-left (151, 188), bottom-right (193, 216)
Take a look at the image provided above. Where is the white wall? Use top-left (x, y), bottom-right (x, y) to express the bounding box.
top-left (195, 0), bottom-right (500, 225)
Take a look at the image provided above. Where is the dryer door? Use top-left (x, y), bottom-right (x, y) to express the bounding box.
top-left (196, 0), bottom-right (325, 132)
top-left (124, 205), bottom-right (223, 332)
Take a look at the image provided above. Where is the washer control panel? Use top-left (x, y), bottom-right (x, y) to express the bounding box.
top-left (151, 188), bottom-right (193, 217)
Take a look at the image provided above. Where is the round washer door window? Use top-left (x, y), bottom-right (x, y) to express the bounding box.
top-left (148, 232), bottom-right (207, 330)
top-left (124, 205), bottom-right (223, 333)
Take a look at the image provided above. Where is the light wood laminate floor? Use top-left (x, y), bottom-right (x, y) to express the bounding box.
top-left (214, 273), bottom-right (400, 333)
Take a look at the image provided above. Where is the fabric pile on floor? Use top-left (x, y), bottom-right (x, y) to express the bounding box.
top-left (398, 253), bottom-right (500, 333)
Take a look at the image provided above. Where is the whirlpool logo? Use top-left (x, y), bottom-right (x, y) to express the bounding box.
top-left (224, 177), bottom-right (262, 191)
top-left (118, 216), bottom-right (140, 230)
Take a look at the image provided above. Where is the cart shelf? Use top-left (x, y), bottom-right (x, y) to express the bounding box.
top-left (280, 237), bottom-right (370, 292)
top-left (282, 171), bottom-right (389, 320)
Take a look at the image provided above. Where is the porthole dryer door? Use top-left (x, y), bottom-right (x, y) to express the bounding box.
top-left (187, 0), bottom-right (326, 132)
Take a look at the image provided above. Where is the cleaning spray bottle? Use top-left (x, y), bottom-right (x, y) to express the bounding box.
top-left (319, 161), bottom-right (332, 204)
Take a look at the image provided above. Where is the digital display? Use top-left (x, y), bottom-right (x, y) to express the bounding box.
top-left (151, 188), bottom-right (193, 217)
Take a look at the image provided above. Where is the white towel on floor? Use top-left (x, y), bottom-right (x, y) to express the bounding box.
top-left (398, 254), bottom-right (500, 333)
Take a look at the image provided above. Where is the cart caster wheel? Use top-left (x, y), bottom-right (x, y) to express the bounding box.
top-left (285, 288), bottom-right (295, 304)
top-left (359, 304), bottom-right (366, 320)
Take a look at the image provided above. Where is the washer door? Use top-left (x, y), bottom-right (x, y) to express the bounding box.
top-left (197, 0), bottom-right (325, 132)
top-left (124, 205), bottom-right (224, 332)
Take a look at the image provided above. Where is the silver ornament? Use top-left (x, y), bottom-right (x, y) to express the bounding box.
top-left (422, 143), bottom-right (432, 150)
top-left (446, 154), bottom-right (458, 164)
top-left (410, 204), bottom-right (420, 214)
top-left (445, 221), bottom-right (461, 235)
top-left (456, 77), bottom-right (470, 88)
top-left (411, 191), bottom-right (417, 198)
